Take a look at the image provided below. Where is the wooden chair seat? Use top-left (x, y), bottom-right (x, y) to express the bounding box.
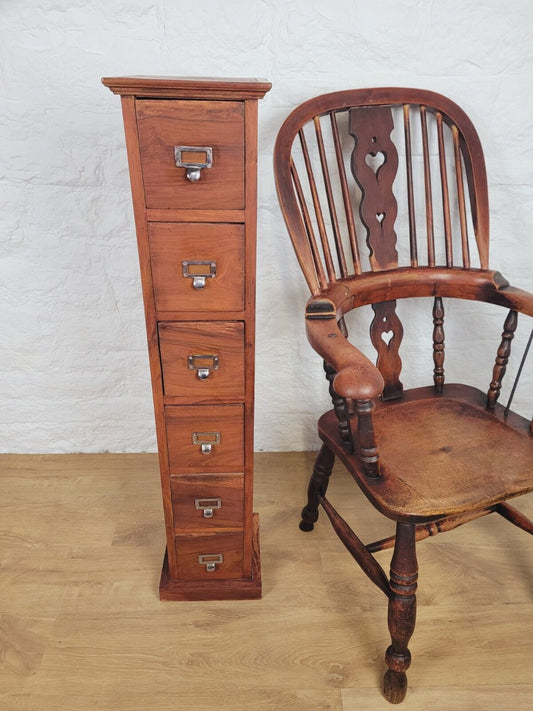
top-left (319, 384), bottom-right (533, 522)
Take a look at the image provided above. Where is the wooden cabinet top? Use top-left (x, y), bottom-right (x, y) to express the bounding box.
top-left (102, 76), bottom-right (272, 100)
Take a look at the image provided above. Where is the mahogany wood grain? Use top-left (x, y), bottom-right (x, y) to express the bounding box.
top-left (314, 116), bottom-right (348, 277)
top-left (290, 158), bottom-right (329, 289)
top-left (306, 312), bottom-right (385, 401)
top-left (323, 360), bottom-right (352, 448)
top-left (349, 105), bottom-right (399, 271)
top-left (354, 399), bottom-right (380, 478)
top-left (299, 443), bottom-right (336, 533)
top-left (118, 95), bottom-right (178, 574)
top-left (274, 88), bottom-right (532, 703)
top-left (369, 300), bottom-right (404, 401)
top-left (432, 296), bottom-right (445, 393)
top-left (306, 268), bottom-right (532, 324)
top-left (318, 385), bottom-right (532, 523)
top-left (241, 97), bottom-right (261, 576)
top-left (156, 309), bottom-right (253, 324)
top-left (420, 105), bottom-right (436, 266)
top-left (170, 472), bottom-right (245, 531)
top-left (165, 404), bottom-right (244, 473)
top-left (146, 208), bottom-right (245, 223)
top-left (320, 493), bottom-right (390, 596)
top-left (298, 127), bottom-right (336, 282)
top-left (402, 105), bottom-right (418, 267)
top-left (384, 523), bottom-right (417, 704)
top-left (274, 87), bottom-right (491, 295)
top-left (330, 112), bottom-right (361, 274)
top-left (137, 99), bottom-right (245, 210)
top-left (106, 76), bottom-right (270, 600)
top-left (148, 222), bottom-right (245, 313)
top-left (452, 124), bottom-right (471, 268)
top-left (436, 111), bottom-right (453, 267)
top-left (366, 507), bottom-right (494, 553)
top-left (102, 75), bottom-right (271, 100)
top-left (159, 321), bottom-right (245, 403)
top-left (174, 531), bottom-right (245, 580)
top-left (159, 513), bottom-right (261, 600)
top-left (496, 501), bottom-right (533, 533)
top-left (487, 309), bottom-right (518, 409)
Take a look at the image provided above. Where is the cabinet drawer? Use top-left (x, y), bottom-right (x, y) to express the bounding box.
top-left (170, 473), bottom-right (244, 531)
top-left (174, 532), bottom-right (244, 580)
top-left (165, 404), bottom-right (244, 472)
top-left (159, 321), bottom-right (245, 402)
top-left (149, 222), bottom-right (245, 313)
top-left (137, 99), bottom-right (245, 209)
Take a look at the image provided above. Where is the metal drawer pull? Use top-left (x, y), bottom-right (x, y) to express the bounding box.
top-left (198, 553), bottom-right (223, 573)
top-left (182, 260), bottom-right (217, 290)
top-left (174, 145), bottom-right (213, 182)
top-left (188, 353), bottom-right (219, 380)
top-left (192, 431), bottom-right (221, 455)
top-left (195, 497), bottom-right (222, 518)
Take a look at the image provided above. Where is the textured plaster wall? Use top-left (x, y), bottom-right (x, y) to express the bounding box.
top-left (1, 1), bottom-right (532, 453)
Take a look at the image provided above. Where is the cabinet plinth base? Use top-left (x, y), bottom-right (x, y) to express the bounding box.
top-left (159, 513), bottom-right (262, 601)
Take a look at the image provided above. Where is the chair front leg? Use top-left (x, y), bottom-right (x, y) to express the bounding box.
top-left (300, 443), bottom-right (335, 532)
top-left (383, 522), bottom-right (418, 704)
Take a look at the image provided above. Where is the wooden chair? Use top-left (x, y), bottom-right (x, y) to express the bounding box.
top-left (274, 88), bottom-right (533, 703)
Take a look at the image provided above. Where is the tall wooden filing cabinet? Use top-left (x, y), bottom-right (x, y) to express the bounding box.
top-left (102, 76), bottom-right (271, 600)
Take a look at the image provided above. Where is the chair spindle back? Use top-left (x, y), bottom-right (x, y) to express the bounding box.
top-left (275, 88), bottom-right (490, 295)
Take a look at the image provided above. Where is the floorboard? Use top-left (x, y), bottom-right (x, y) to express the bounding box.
top-left (0, 451), bottom-right (531, 710)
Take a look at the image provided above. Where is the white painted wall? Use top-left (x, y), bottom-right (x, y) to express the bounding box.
top-left (1, 1), bottom-right (532, 453)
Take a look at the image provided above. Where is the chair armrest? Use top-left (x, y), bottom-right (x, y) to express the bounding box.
top-left (491, 284), bottom-right (533, 317)
top-left (305, 298), bottom-right (385, 400)
top-left (320, 268), bottom-right (532, 317)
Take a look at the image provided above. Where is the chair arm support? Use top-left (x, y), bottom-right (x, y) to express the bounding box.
top-left (305, 298), bottom-right (385, 400)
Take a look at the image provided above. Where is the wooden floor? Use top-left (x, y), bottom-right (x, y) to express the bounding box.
top-left (1, 451), bottom-right (531, 710)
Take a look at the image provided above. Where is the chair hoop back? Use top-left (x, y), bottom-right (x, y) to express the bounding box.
top-left (274, 88), bottom-right (490, 295)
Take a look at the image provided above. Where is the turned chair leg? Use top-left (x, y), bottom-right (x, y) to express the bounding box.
top-left (383, 522), bottom-right (418, 704)
top-left (300, 443), bottom-right (335, 531)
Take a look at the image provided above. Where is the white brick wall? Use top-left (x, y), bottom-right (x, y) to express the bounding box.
top-left (1, 1), bottom-right (531, 453)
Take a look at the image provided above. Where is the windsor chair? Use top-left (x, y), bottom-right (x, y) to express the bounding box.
top-left (274, 88), bottom-right (533, 703)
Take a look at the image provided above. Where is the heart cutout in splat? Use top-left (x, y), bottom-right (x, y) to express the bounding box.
top-left (365, 150), bottom-right (385, 173)
top-left (381, 330), bottom-right (394, 346)
top-left (376, 212), bottom-right (385, 224)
